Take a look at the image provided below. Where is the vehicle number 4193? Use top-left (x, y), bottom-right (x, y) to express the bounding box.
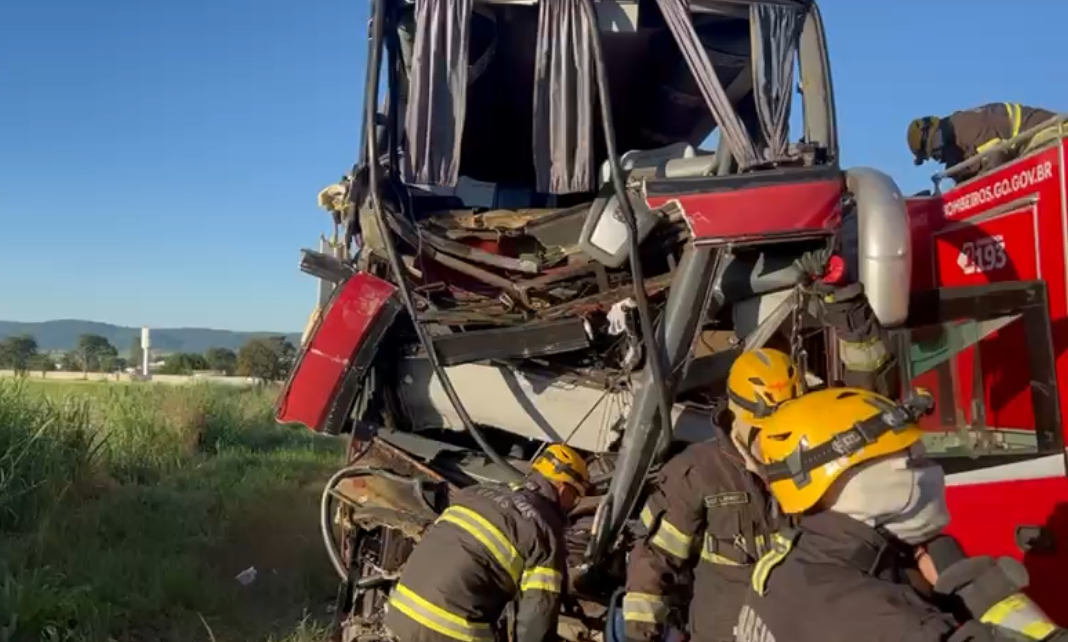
top-left (957, 235), bottom-right (1007, 275)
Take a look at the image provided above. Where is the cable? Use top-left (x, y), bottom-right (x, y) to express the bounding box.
top-left (321, 466), bottom-right (360, 580)
top-left (320, 465), bottom-right (442, 580)
top-left (578, 0), bottom-right (675, 454)
top-left (362, 0), bottom-right (523, 482)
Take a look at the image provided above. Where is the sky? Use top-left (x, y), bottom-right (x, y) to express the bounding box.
top-left (1, 0), bottom-right (1066, 333)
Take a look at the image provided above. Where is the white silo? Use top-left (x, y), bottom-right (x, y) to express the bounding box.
top-left (141, 326), bottom-right (151, 378)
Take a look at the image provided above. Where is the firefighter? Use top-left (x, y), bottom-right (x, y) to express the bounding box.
top-left (620, 347), bottom-right (800, 642)
top-left (907, 103), bottom-right (1058, 183)
top-left (383, 444), bottom-right (589, 642)
top-left (618, 273), bottom-right (900, 642)
top-left (735, 387), bottom-right (1066, 642)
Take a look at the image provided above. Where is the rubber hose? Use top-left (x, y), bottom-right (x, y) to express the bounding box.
top-left (321, 466), bottom-right (365, 580)
top-left (578, 0), bottom-right (675, 458)
top-left (361, 0), bottom-right (523, 482)
top-left (321, 465), bottom-right (441, 580)
top-left (605, 587), bottom-right (627, 642)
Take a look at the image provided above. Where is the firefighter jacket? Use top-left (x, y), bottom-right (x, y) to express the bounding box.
top-left (623, 439), bottom-right (780, 642)
top-left (940, 103), bottom-right (1056, 181)
top-left (734, 511), bottom-right (1063, 642)
top-left (818, 283), bottom-right (900, 399)
top-left (384, 476), bottom-right (568, 642)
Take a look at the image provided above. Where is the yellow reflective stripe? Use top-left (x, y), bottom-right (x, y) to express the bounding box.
top-left (837, 337), bottom-right (889, 372)
top-left (640, 505), bottom-right (655, 529)
top-left (649, 517), bottom-right (693, 559)
top-left (700, 533), bottom-right (769, 566)
top-left (438, 506), bottom-right (523, 583)
top-left (700, 549), bottom-right (744, 566)
top-left (750, 533), bottom-right (794, 596)
top-left (389, 584), bottom-right (494, 642)
top-left (1005, 103), bottom-right (1023, 138)
top-left (622, 593), bottom-right (669, 624)
top-left (519, 566), bottom-right (562, 593)
top-left (980, 593), bottom-right (1058, 641)
top-left (977, 138), bottom-right (1003, 153)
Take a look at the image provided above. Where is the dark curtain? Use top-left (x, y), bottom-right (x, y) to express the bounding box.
top-left (653, 0), bottom-right (760, 169)
top-left (532, 0), bottom-right (595, 194)
top-left (402, 0), bottom-right (473, 187)
top-left (750, 3), bottom-right (805, 160)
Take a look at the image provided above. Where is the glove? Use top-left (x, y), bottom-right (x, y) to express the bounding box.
top-left (792, 247), bottom-right (833, 280)
top-left (930, 544), bottom-right (1061, 641)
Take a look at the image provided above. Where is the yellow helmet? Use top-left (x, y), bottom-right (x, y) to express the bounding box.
top-left (908, 116), bottom-right (941, 165)
top-left (755, 387), bottom-right (934, 514)
top-left (726, 348), bottom-right (803, 423)
top-left (532, 444), bottom-right (590, 496)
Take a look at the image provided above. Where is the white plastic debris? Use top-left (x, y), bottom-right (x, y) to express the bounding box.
top-left (606, 298), bottom-right (637, 336)
top-left (235, 566), bottom-right (258, 586)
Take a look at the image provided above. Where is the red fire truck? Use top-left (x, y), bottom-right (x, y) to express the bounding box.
top-left (905, 117), bottom-right (1068, 623)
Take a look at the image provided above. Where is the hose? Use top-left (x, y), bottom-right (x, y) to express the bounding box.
top-left (361, 0), bottom-right (523, 482)
top-left (605, 587), bottom-right (626, 642)
top-left (320, 464), bottom-right (441, 581)
top-left (321, 466), bottom-right (365, 580)
top-left (578, 0), bottom-right (675, 455)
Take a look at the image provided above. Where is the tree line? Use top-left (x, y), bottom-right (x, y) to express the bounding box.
top-left (0, 333), bottom-right (298, 382)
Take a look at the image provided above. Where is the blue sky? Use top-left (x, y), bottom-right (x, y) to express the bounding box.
top-left (1, 0), bottom-right (1065, 332)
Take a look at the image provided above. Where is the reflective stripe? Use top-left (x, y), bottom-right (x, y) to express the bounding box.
top-left (976, 104), bottom-right (1025, 154)
top-left (837, 337), bottom-right (889, 372)
top-left (701, 533), bottom-right (744, 566)
top-left (388, 584), bottom-right (495, 642)
top-left (438, 506), bottom-right (523, 583)
top-left (750, 533), bottom-right (795, 596)
top-left (622, 593), bottom-right (669, 624)
top-left (1005, 103), bottom-right (1023, 138)
top-left (650, 519), bottom-right (693, 559)
top-left (980, 593), bottom-right (1059, 641)
top-left (640, 504), bottom-right (694, 559)
top-left (699, 533), bottom-right (767, 566)
top-left (700, 549), bottom-right (744, 566)
top-left (519, 566), bottom-right (562, 593)
top-left (640, 505), bottom-right (655, 529)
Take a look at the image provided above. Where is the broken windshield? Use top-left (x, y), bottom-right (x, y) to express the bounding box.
top-left (391, 0), bottom-right (815, 195)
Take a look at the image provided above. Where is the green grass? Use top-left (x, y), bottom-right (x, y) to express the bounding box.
top-left (0, 379), bottom-right (346, 642)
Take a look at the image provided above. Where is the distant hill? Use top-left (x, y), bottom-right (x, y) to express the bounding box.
top-left (0, 319), bottom-right (301, 355)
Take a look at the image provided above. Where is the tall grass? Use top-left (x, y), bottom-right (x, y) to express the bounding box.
top-left (0, 380), bottom-right (344, 642)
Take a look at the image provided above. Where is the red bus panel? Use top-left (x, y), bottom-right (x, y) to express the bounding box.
top-left (276, 271), bottom-right (401, 433)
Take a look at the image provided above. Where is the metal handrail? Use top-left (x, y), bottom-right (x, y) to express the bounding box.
top-left (932, 112), bottom-right (1068, 191)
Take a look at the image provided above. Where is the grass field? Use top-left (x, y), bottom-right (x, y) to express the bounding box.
top-left (0, 378), bottom-right (346, 642)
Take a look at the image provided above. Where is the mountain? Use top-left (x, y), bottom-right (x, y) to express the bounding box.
top-left (0, 319), bottom-right (302, 355)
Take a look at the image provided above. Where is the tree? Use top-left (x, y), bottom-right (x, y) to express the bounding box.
top-left (60, 351), bottom-right (81, 372)
top-left (204, 347), bottom-right (237, 375)
top-left (99, 355), bottom-right (127, 373)
top-left (76, 334), bottom-right (118, 373)
top-left (236, 336), bottom-right (296, 383)
top-left (0, 334), bottom-right (39, 375)
top-left (157, 352), bottom-right (209, 375)
top-left (28, 353), bottom-right (56, 376)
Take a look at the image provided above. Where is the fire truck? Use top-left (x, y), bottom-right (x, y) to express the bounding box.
top-left (904, 117), bottom-right (1068, 625)
top-left (276, 0), bottom-right (1068, 634)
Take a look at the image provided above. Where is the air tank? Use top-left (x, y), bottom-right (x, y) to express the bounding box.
top-left (841, 167), bottom-right (912, 327)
